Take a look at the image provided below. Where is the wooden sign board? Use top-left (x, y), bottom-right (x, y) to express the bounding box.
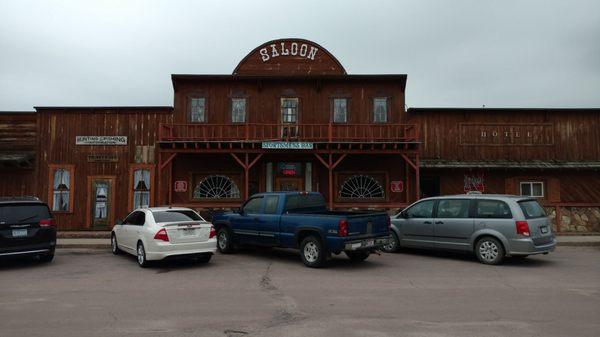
top-left (76, 136), bottom-right (127, 146)
top-left (390, 181), bottom-right (404, 193)
top-left (174, 180), bottom-right (188, 193)
top-left (87, 154), bottom-right (118, 162)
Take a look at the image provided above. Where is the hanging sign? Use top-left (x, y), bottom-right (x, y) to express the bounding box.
top-left (464, 173), bottom-right (485, 193)
top-left (174, 181), bottom-right (188, 193)
top-left (262, 141), bottom-right (313, 150)
top-left (76, 136), bottom-right (127, 146)
top-left (87, 154), bottom-right (118, 162)
top-left (390, 181), bottom-right (404, 193)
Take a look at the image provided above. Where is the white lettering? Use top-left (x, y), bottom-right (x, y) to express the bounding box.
top-left (260, 48), bottom-right (269, 62)
top-left (290, 42), bottom-right (298, 55)
top-left (307, 46), bottom-right (318, 60)
top-left (270, 44), bottom-right (279, 57)
top-left (481, 131), bottom-right (487, 138)
top-left (280, 42), bottom-right (289, 55)
top-left (299, 44), bottom-right (308, 57)
top-left (492, 131), bottom-right (498, 137)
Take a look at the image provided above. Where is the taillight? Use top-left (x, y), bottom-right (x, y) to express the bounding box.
top-left (40, 219), bottom-right (54, 227)
top-left (515, 221), bottom-right (530, 236)
top-left (154, 228), bottom-right (169, 242)
top-left (209, 226), bottom-right (216, 239)
top-left (338, 219), bottom-right (348, 237)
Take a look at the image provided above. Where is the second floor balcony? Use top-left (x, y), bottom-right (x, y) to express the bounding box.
top-left (158, 123), bottom-right (419, 143)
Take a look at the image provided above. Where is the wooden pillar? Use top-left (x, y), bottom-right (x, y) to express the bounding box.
top-left (244, 153), bottom-right (250, 200)
top-left (157, 152), bottom-right (162, 206)
top-left (415, 154), bottom-right (420, 200)
top-left (405, 160), bottom-right (410, 204)
top-left (168, 158), bottom-right (173, 205)
top-left (328, 153), bottom-right (333, 210)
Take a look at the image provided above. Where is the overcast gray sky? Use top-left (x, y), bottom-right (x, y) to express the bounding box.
top-left (1, 0), bottom-right (599, 111)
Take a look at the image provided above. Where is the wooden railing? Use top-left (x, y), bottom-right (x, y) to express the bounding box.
top-left (159, 123), bottom-right (419, 143)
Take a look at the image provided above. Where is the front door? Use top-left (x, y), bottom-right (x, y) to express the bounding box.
top-left (275, 178), bottom-right (303, 192)
top-left (88, 176), bottom-right (115, 229)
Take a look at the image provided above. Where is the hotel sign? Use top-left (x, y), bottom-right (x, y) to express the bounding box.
top-left (459, 123), bottom-right (554, 146)
top-left (261, 141), bottom-right (313, 150)
top-left (76, 136), bottom-right (128, 146)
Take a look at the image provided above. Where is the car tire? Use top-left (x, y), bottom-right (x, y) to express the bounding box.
top-left (300, 236), bottom-right (325, 268)
top-left (137, 241), bottom-right (150, 268)
top-left (111, 234), bottom-right (121, 255)
top-left (475, 236), bottom-right (505, 265)
top-left (38, 251), bottom-right (54, 263)
top-left (196, 253), bottom-right (212, 263)
top-left (217, 227), bottom-right (234, 254)
top-left (345, 250), bottom-right (370, 262)
top-left (382, 231), bottom-right (400, 253)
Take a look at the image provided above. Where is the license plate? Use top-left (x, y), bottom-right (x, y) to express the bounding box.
top-left (181, 228), bottom-right (196, 237)
top-left (540, 226), bottom-right (549, 234)
top-left (362, 239), bottom-right (374, 247)
top-left (12, 229), bottom-right (28, 237)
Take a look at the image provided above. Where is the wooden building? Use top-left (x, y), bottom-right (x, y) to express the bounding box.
top-left (0, 38), bottom-right (598, 233)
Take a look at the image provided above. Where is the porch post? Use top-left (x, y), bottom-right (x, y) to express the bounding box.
top-left (244, 153), bottom-right (250, 200)
top-left (328, 153), bottom-right (333, 210)
top-left (415, 154), bottom-right (420, 200)
top-left (157, 152), bottom-right (162, 206)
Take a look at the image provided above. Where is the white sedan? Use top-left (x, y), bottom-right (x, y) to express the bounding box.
top-left (111, 207), bottom-right (217, 267)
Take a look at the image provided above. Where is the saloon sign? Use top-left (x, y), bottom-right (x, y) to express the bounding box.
top-left (259, 41), bottom-right (319, 62)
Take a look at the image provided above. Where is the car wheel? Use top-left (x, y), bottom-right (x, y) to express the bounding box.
top-left (137, 242), bottom-right (149, 268)
top-left (217, 228), bottom-right (234, 254)
top-left (196, 253), bottom-right (212, 263)
top-left (345, 250), bottom-right (370, 262)
top-left (300, 236), bottom-right (325, 268)
top-left (38, 251), bottom-right (54, 263)
top-left (475, 237), bottom-right (505, 265)
top-left (111, 234), bottom-right (121, 255)
top-left (382, 231), bottom-right (400, 253)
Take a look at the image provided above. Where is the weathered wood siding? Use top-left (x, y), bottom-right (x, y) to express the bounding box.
top-left (0, 112), bottom-right (37, 197)
top-left (35, 107), bottom-right (173, 230)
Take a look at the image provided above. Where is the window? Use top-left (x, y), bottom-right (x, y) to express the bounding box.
top-left (333, 98), bottom-right (347, 123)
top-left (520, 181), bottom-right (544, 198)
top-left (436, 199), bottom-right (470, 218)
top-left (152, 210), bottom-right (203, 223)
top-left (132, 169), bottom-right (150, 209)
top-left (49, 166), bottom-right (73, 212)
top-left (124, 211), bottom-right (145, 226)
top-left (243, 197), bottom-right (263, 214)
top-left (264, 196), bottom-right (279, 214)
top-left (518, 200), bottom-right (547, 219)
top-left (405, 200), bottom-right (434, 218)
top-left (193, 175), bottom-right (241, 199)
top-left (284, 194), bottom-right (326, 213)
top-left (0, 204), bottom-right (51, 224)
top-left (339, 175), bottom-right (385, 199)
top-left (281, 98), bottom-right (298, 123)
top-left (475, 200), bottom-right (512, 219)
top-left (231, 98), bottom-right (246, 123)
top-left (189, 97), bottom-right (206, 122)
top-left (373, 97), bottom-right (388, 123)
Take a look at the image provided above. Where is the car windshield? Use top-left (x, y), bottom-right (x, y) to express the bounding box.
top-left (518, 200), bottom-right (546, 219)
top-left (0, 204), bottom-right (51, 224)
top-left (152, 210), bottom-right (203, 223)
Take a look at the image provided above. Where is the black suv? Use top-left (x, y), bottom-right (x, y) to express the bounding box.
top-left (0, 197), bottom-right (56, 262)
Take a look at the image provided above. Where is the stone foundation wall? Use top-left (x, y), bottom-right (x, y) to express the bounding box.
top-left (545, 207), bottom-right (600, 233)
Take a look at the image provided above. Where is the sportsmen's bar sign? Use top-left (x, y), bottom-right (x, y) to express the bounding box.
top-left (76, 136), bottom-right (128, 146)
top-left (262, 141), bottom-right (313, 150)
top-left (259, 41), bottom-right (318, 62)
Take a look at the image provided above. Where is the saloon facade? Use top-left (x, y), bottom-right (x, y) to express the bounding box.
top-left (1, 39), bottom-right (599, 232)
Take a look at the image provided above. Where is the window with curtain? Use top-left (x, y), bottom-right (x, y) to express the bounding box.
top-left (52, 168), bottom-right (70, 211)
top-left (373, 97), bottom-right (388, 123)
top-left (94, 182), bottom-right (108, 219)
top-left (190, 97), bottom-right (206, 122)
top-left (281, 98), bottom-right (298, 123)
top-left (333, 98), bottom-right (347, 123)
top-left (231, 98), bottom-right (246, 123)
top-left (133, 169), bottom-right (151, 209)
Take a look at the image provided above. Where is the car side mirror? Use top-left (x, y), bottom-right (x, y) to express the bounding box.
top-left (116, 219), bottom-right (123, 226)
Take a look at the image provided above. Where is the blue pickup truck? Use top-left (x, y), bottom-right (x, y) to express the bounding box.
top-left (212, 192), bottom-right (390, 267)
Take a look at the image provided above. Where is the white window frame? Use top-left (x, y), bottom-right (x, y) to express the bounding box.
top-left (520, 181), bottom-right (544, 198)
top-left (231, 98), bottom-right (246, 123)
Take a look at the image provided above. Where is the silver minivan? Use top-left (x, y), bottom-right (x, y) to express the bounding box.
top-left (383, 194), bottom-right (556, 264)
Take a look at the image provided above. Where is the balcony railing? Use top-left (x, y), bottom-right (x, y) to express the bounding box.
top-left (159, 123), bottom-right (419, 143)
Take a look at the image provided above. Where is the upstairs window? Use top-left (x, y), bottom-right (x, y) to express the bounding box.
top-left (281, 98), bottom-right (298, 123)
top-left (231, 98), bottom-right (246, 123)
top-left (189, 97), bottom-right (206, 123)
top-left (373, 97), bottom-right (388, 123)
top-left (333, 98), bottom-right (348, 123)
top-left (520, 181), bottom-right (544, 198)
top-left (50, 166), bottom-right (73, 212)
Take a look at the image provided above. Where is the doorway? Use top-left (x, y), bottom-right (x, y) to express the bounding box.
top-left (275, 177), bottom-right (304, 191)
top-left (87, 176), bottom-right (116, 229)
top-left (420, 176), bottom-right (440, 198)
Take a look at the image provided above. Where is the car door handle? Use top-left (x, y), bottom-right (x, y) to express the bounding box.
top-left (435, 221), bottom-right (444, 225)
top-left (423, 221), bottom-right (432, 225)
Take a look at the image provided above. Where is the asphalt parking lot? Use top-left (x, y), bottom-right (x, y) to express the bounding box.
top-left (1, 246), bottom-right (599, 337)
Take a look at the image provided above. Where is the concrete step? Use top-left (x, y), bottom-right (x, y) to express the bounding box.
top-left (57, 231), bottom-right (111, 239)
